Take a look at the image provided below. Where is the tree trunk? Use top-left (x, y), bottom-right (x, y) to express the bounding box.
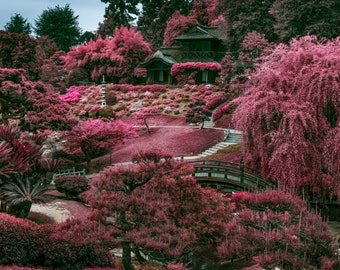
top-left (120, 210), bottom-right (134, 270)
top-left (200, 120), bottom-right (205, 129)
top-left (143, 117), bottom-right (151, 134)
top-left (132, 244), bottom-right (146, 264)
top-left (122, 241), bottom-right (134, 270)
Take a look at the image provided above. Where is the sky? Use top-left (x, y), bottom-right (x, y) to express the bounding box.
top-left (0, 0), bottom-right (107, 33)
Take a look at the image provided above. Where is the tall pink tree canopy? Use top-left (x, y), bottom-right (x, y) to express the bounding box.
top-left (232, 36), bottom-right (340, 198)
top-left (81, 151), bottom-right (230, 269)
top-left (163, 11), bottom-right (197, 47)
top-left (163, 0), bottom-right (224, 47)
top-left (64, 26), bottom-right (152, 83)
top-left (62, 118), bottom-right (136, 166)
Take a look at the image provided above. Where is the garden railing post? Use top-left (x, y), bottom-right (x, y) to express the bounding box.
top-left (240, 156), bottom-right (244, 184)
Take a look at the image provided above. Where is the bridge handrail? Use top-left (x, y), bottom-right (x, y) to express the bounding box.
top-left (224, 123), bottom-right (231, 141)
top-left (189, 159), bottom-right (262, 175)
top-left (189, 159), bottom-right (274, 190)
top-left (52, 167), bottom-right (86, 182)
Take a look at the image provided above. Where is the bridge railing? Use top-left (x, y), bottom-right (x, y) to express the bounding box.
top-left (189, 159), bottom-right (274, 190)
top-left (52, 167), bottom-right (86, 183)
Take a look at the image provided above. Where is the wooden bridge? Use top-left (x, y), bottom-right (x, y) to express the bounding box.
top-left (189, 159), bottom-right (275, 192)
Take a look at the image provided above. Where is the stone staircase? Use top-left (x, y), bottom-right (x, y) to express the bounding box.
top-left (202, 117), bottom-right (215, 128)
top-left (197, 131), bottom-right (242, 158)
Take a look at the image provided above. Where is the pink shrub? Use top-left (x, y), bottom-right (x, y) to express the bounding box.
top-left (170, 62), bottom-right (221, 75)
top-left (59, 91), bottom-right (81, 103)
top-left (212, 102), bottom-right (236, 121)
top-left (0, 213), bottom-right (114, 268)
top-left (203, 93), bottom-right (227, 110)
top-left (67, 85), bottom-right (87, 93)
top-left (170, 62), bottom-right (221, 85)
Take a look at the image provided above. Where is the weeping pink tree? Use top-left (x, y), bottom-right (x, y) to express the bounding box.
top-left (232, 36), bottom-right (340, 199)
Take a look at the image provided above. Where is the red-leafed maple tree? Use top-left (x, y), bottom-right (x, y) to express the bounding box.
top-left (231, 36), bottom-right (340, 199)
top-left (62, 118), bottom-right (136, 167)
top-left (81, 150), bottom-right (230, 270)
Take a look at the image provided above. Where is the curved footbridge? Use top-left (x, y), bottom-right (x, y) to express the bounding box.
top-left (189, 159), bottom-right (275, 192)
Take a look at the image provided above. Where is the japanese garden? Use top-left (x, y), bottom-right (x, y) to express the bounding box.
top-left (0, 0), bottom-right (339, 269)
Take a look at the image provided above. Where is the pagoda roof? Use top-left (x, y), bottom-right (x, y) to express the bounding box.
top-left (174, 25), bottom-right (222, 41)
top-left (140, 50), bottom-right (177, 68)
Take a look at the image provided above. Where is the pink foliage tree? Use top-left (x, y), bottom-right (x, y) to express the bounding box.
top-left (40, 50), bottom-right (67, 92)
top-left (81, 150), bottom-right (230, 270)
top-left (163, 11), bottom-right (197, 47)
top-left (238, 31), bottom-right (272, 71)
top-left (133, 106), bottom-right (159, 134)
top-left (0, 68), bottom-right (77, 131)
top-left (163, 0), bottom-right (224, 47)
top-left (111, 26), bottom-right (152, 83)
top-left (218, 190), bottom-right (337, 269)
top-left (232, 36), bottom-right (340, 199)
top-left (64, 26), bottom-right (152, 84)
top-left (190, 0), bottom-right (224, 26)
top-left (62, 118), bottom-right (136, 166)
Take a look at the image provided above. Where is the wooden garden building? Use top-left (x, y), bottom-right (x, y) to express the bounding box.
top-left (140, 24), bottom-right (227, 84)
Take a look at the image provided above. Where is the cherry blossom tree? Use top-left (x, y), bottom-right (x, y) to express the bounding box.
top-left (111, 26), bottom-right (152, 83)
top-left (62, 118), bottom-right (136, 167)
top-left (232, 36), bottom-right (340, 199)
top-left (81, 150), bottom-right (230, 270)
top-left (238, 31), bottom-right (272, 71)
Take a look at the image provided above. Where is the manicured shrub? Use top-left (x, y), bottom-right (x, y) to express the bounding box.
top-left (0, 213), bottom-right (115, 269)
top-left (59, 91), bottom-right (81, 103)
top-left (0, 213), bottom-right (39, 266)
top-left (54, 175), bottom-right (90, 198)
top-left (203, 92), bottom-right (227, 110)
